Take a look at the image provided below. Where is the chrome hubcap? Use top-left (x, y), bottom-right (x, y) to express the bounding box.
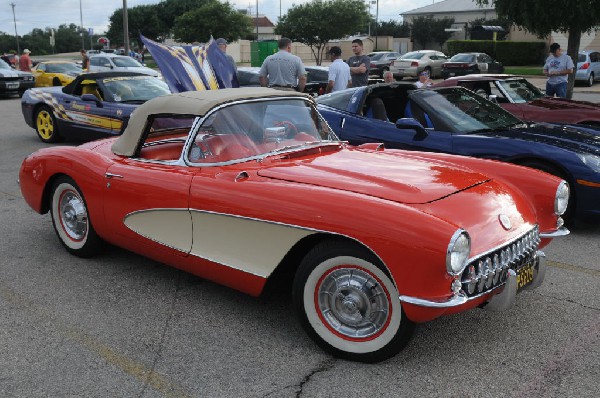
top-left (59, 190), bottom-right (87, 241)
top-left (317, 268), bottom-right (389, 339)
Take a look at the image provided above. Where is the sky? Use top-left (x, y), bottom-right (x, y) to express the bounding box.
top-left (1, 0), bottom-right (437, 37)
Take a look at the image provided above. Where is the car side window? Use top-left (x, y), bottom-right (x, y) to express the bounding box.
top-left (90, 58), bottom-right (100, 66)
top-left (591, 52), bottom-right (599, 63)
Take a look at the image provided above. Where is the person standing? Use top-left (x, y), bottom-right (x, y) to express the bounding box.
top-left (346, 39), bottom-right (370, 87)
top-left (259, 37), bottom-right (306, 92)
top-left (325, 46), bottom-right (351, 93)
top-left (19, 49), bottom-right (32, 72)
top-left (80, 49), bottom-right (89, 70)
top-left (415, 70), bottom-right (433, 88)
top-left (543, 43), bottom-right (574, 98)
top-left (215, 38), bottom-right (237, 72)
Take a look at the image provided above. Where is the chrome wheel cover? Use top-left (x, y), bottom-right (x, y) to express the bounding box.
top-left (317, 267), bottom-right (390, 339)
top-left (58, 189), bottom-right (88, 241)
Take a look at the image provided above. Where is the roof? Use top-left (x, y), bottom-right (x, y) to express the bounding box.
top-left (402, 0), bottom-right (494, 15)
top-left (111, 87), bottom-right (308, 156)
top-left (251, 16), bottom-right (275, 28)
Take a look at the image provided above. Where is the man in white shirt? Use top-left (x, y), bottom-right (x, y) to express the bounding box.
top-left (326, 46), bottom-right (351, 93)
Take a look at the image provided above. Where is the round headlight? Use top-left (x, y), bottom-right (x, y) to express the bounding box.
top-left (555, 180), bottom-right (569, 216)
top-left (446, 230), bottom-right (471, 275)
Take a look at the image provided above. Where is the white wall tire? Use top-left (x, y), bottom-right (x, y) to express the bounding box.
top-left (50, 177), bottom-right (102, 257)
top-left (293, 241), bottom-right (414, 363)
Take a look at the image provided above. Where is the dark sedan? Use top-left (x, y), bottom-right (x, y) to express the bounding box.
top-left (441, 53), bottom-right (504, 79)
top-left (0, 58), bottom-right (35, 97)
top-left (236, 66), bottom-right (327, 96)
top-left (316, 83), bottom-right (600, 222)
top-left (368, 51), bottom-right (401, 77)
top-left (434, 74), bottom-right (600, 125)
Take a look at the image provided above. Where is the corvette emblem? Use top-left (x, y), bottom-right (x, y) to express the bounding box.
top-left (499, 214), bottom-right (512, 230)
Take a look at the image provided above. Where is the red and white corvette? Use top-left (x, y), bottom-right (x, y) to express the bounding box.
top-left (19, 88), bottom-right (569, 362)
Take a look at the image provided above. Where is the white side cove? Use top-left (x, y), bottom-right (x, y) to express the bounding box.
top-left (189, 211), bottom-right (313, 278)
top-left (124, 209), bottom-right (193, 252)
top-left (124, 209), bottom-right (313, 278)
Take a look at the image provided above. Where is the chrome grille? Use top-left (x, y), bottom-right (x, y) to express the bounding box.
top-left (461, 226), bottom-right (540, 297)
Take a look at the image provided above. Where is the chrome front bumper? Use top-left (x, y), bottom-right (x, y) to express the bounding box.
top-left (399, 251), bottom-right (547, 310)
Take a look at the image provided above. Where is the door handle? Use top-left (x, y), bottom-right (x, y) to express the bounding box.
top-left (340, 117), bottom-right (346, 129)
top-left (105, 172), bottom-right (124, 179)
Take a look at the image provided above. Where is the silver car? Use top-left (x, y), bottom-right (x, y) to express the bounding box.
top-left (390, 50), bottom-right (448, 79)
top-left (575, 50), bottom-right (600, 87)
top-left (88, 54), bottom-right (160, 79)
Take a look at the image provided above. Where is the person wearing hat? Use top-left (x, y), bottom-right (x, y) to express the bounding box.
top-left (215, 38), bottom-right (237, 72)
top-left (259, 37), bottom-right (306, 92)
top-left (415, 70), bottom-right (432, 88)
top-left (543, 43), bottom-right (574, 98)
top-left (19, 49), bottom-right (32, 72)
top-left (326, 46), bottom-right (351, 93)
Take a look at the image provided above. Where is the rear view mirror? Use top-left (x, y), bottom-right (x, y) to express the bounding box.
top-left (488, 95), bottom-right (498, 103)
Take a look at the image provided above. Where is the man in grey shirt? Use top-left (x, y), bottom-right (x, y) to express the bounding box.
top-left (543, 42), bottom-right (574, 98)
top-left (346, 39), bottom-right (371, 87)
top-left (259, 38), bottom-right (306, 92)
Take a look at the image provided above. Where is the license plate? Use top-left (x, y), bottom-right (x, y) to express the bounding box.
top-left (7, 82), bottom-right (19, 89)
top-left (517, 262), bottom-right (534, 290)
top-left (449, 72), bottom-right (455, 77)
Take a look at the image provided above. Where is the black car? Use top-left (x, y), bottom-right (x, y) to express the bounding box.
top-left (236, 66), bottom-right (328, 96)
top-left (0, 58), bottom-right (35, 97)
top-left (441, 53), bottom-right (504, 79)
top-left (368, 51), bottom-right (402, 77)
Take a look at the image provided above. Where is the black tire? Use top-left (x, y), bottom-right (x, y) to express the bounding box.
top-left (35, 105), bottom-right (62, 143)
top-left (520, 160), bottom-right (574, 222)
top-left (587, 73), bottom-right (594, 87)
top-left (292, 240), bottom-right (415, 363)
top-left (50, 176), bottom-right (103, 258)
top-left (52, 77), bottom-right (62, 86)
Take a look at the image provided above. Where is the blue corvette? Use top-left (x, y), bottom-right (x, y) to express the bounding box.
top-left (316, 83), bottom-right (600, 222)
top-left (21, 71), bottom-right (170, 142)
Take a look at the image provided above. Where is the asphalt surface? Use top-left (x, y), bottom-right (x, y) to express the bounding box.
top-left (0, 94), bottom-right (599, 397)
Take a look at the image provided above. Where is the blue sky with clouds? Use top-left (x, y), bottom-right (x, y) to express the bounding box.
top-left (1, 0), bottom-right (435, 36)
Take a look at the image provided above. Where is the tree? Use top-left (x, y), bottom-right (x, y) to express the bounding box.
top-left (107, 4), bottom-right (165, 49)
top-left (376, 20), bottom-right (411, 38)
top-left (410, 16), bottom-right (434, 49)
top-left (476, 0), bottom-right (600, 98)
top-left (275, 0), bottom-right (370, 65)
top-left (173, 1), bottom-right (252, 43)
top-left (430, 18), bottom-right (455, 51)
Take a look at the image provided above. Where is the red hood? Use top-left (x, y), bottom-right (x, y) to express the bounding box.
top-left (258, 148), bottom-right (489, 204)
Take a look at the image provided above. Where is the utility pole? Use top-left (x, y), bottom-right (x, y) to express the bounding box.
top-left (123, 0), bottom-right (130, 54)
top-left (255, 0), bottom-right (259, 40)
top-left (375, 0), bottom-right (379, 50)
top-left (79, 0), bottom-right (85, 49)
top-left (10, 2), bottom-right (20, 54)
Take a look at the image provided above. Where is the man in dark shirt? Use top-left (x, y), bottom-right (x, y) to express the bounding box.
top-left (346, 39), bottom-right (370, 87)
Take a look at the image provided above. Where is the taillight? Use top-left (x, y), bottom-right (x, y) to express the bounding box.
top-left (411, 61), bottom-right (419, 67)
top-left (580, 62), bottom-right (590, 70)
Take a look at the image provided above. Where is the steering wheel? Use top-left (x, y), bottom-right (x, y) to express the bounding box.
top-left (274, 120), bottom-right (298, 138)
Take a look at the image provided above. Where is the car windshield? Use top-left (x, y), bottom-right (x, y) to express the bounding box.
top-left (496, 79), bottom-right (543, 103)
top-left (0, 59), bottom-right (11, 70)
top-left (187, 98), bottom-right (339, 164)
top-left (112, 57), bottom-right (143, 67)
top-left (306, 67), bottom-right (329, 82)
top-left (400, 52), bottom-right (426, 60)
top-left (47, 63), bottom-right (82, 73)
top-left (450, 54), bottom-right (476, 62)
top-left (369, 53), bottom-right (385, 61)
top-left (101, 76), bottom-right (170, 103)
top-left (416, 88), bottom-right (522, 133)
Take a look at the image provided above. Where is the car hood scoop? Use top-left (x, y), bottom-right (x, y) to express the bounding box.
top-left (257, 149), bottom-right (489, 204)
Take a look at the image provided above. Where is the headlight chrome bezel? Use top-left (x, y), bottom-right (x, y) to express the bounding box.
top-left (446, 229), bottom-right (471, 276)
top-left (554, 180), bottom-right (570, 216)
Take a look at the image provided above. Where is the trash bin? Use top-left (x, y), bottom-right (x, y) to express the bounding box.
top-left (251, 40), bottom-right (279, 67)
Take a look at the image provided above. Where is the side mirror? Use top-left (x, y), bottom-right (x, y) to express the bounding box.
top-left (488, 94), bottom-right (498, 103)
top-left (395, 117), bottom-right (428, 140)
top-left (81, 93), bottom-right (103, 107)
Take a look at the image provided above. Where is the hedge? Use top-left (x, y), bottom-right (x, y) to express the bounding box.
top-left (446, 40), bottom-right (547, 66)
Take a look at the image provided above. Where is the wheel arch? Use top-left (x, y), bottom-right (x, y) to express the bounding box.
top-left (263, 233), bottom-right (393, 296)
top-left (39, 172), bottom-right (71, 214)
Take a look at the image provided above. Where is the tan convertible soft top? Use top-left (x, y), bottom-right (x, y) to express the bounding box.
top-left (111, 87), bottom-right (307, 156)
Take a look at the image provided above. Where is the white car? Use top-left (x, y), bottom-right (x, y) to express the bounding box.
top-left (88, 54), bottom-right (160, 79)
top-left (390, 50), bottom-right (448, 79)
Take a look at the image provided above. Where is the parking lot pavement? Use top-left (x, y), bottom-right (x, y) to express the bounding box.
top-left (1, 95), bottom-right (599, 397)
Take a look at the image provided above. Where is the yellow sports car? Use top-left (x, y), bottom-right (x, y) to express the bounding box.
top-left (31, 61), bottom-right (82, 87)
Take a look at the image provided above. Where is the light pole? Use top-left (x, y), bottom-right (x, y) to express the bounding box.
top-left (79, 0), bottom-right (85, 49)
top-left (123, 0), bottom-right (130, 54)
top-left (374, 0), bottom-right (379, 50)
top-left (10, 2), bottom-right (20, 54)
top-left (255, 0), bottom-right (259, 40)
